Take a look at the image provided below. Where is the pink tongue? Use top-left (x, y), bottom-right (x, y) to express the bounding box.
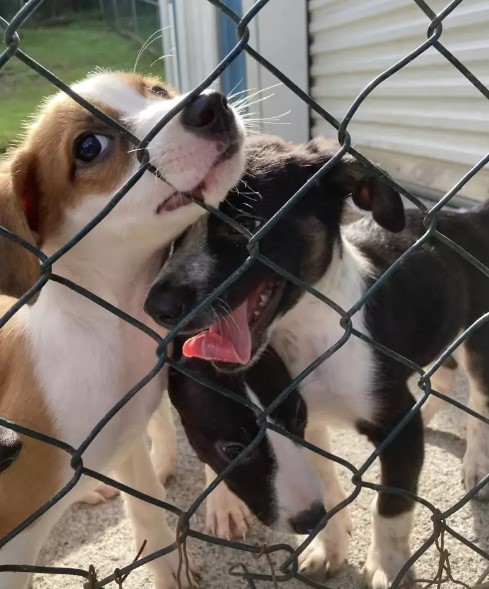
top-left (182, 300), bottom-right (252, 364)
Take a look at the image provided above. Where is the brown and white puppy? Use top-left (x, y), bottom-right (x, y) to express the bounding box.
top-left (0, 71), bottom-right (245, 589)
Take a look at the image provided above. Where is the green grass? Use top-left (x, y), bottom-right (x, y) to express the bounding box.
top-left (0, 20), bottom-right (165, 152)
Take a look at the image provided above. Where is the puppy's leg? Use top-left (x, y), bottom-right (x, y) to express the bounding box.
top-left (78, 394), bottom-right (177, 506)
top-left (204, 464), bottom-right (251, 540)
top-left (0, 503), bottom-right (65, 589)
top-left (459, 342), bottom-right (489, 500)
top-left (298, 423), bottom-right (352, 579)
top-left (116, 436), bottom-right (197, 589)
top-left (148, 393), bottom-right (177, 485)
top-left (422, 355), bottom-right (458, 425)
top-left (358, 385), bottom-right (423, 589)
top-left (78, 479), bottom-right (119, 505)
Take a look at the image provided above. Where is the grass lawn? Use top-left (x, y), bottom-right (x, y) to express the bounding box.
top-left (0, 19), bottom-right (164, 152)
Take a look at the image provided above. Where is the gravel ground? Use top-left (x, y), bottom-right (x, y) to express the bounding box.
top-left (32, 369), bottom-right (489, 589)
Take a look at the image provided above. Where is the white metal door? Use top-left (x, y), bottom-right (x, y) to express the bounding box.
top-left (309, 0), bottom-right (489, 201)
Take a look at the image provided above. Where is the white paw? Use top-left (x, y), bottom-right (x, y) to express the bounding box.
top-left (363, 543), bottom-right (414, 589)
top-left (298, 507), bottom-right (352, 579)
top-left (78, 483), bottom-right (119, 505)
top-left (421, 397), bottom-right (443, 426)
top-left (205, 482), bottom-right (251, 540)
top-left (151, 447), bottom-right (177, 486)
top-left (463, 425), bottom-right (489, 500)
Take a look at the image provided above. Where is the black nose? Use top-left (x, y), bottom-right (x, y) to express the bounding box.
top-left (288, 501), bottom-right (326, 535)
top-left (0, 427), bottom-right (22, 474)
top-left (182, 91), bottom-right (235, 135)
top-left (144, 286), bottom-right (186, 327)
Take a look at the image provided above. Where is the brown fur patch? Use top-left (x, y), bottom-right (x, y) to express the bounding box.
top-left (0, 300), bottom-right (64, 536)
top-left (10, 99), bottom-right (132, 241)
top-left (6, 72), bottom-right (178, 245)
top-left (0, 171), bottom-right (40, 299)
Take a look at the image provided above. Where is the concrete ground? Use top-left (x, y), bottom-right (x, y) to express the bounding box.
top-left (32, 370), bottom-right (489, 589)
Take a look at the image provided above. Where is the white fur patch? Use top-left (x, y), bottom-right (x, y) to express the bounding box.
top-left (363, 497), bottom-right (414, 589)
top-left (298, 422), bottom-right (352, 577)
top-left (204, 465), bottom-right (251, 540)
top-left (72, 73), bottom-right (149, 115)
top-left (246, 388), bottom-right (324, 531)
top-left (271, 238), bottom-right (376, 424)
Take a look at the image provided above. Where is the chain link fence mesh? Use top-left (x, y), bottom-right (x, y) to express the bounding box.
top-left (1, 0), bottom-right (489, 587)
top-left (101, 0), bottom-right (161, 53)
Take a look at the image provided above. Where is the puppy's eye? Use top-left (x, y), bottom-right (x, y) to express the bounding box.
top-left (216, 441), bottom-right (249, 463)
top-left (237, 215), bottom-right (263, 233)
top-left (151, 85), bottom-right (169, 98)
top-left (74, 134), bottom-right (111, 164)
top-left (219, 216), bottom-right (263, 241)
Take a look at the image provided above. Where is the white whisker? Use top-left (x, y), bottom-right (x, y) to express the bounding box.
top-left (231, 83), bottom-right (282, 109)
top-left (217, 300), bottom-right (241, 334)
top-left (226, 79), bottom-right (245, 101)
top-left (150, 52), bottom-right (175, 70)
top-left (236, 94), bottom-right (275, 111)
top-left (133, 26), bottom-right (171, 73)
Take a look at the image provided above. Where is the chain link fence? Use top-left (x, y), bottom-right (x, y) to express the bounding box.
top-left (1, 0), bottom-right (489, 588)
top-left (101, 0), bottom-right (161, 55)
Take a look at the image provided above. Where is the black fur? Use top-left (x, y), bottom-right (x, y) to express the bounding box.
top-left (168, 341), bottom-right (309, 528)
top-left (146, 134), bottom-right (489, 552)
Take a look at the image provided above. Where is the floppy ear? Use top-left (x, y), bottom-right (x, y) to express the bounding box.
top-left (351, 174), bottom-right (405, 233)
top-left (305, 139), bottom-right (405, 232)
top-left (11, 149), bottom-right (42, 235)
top-left (0, 154), bottom-right (40, 299)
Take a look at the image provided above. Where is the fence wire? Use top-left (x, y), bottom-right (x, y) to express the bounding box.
top-left (1, 0), bottom-right (489, 588)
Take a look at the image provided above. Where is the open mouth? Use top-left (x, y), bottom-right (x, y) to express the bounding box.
top-left (156, 182), bottom-right (205, 214)
top-left (182, 278), bottom-right (285, 366)
top-left (155, 139), bottom-right (240, 215)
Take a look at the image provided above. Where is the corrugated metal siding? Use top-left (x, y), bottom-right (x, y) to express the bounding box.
top-left (309, 0), bottom-right (489, 201)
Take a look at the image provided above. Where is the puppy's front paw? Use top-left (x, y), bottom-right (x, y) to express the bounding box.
top-left (151, 446), bottom-right (177, 486)
top-left (298, 507), bottom-right (352, 579)
top-left (363, 541), bottom-right (414, 589)
top-left (205, 482), bottom-right (251, 540)
top-left (463, 417), bottom-right (489, 500)
top-left (78, 483), bottom-right (119, 505)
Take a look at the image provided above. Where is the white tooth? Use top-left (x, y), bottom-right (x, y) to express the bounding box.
top-left (253, 310), bottom-right (260, 318)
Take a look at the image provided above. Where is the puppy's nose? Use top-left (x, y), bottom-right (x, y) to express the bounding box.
top-left (182, 91), bottom-right (234, 135)
top-left (0, 427), bottom-right (22, 474)
top-left (144, 287), bottom-right (185, 327)
top-left (288, 501), bottom-right (326, 535)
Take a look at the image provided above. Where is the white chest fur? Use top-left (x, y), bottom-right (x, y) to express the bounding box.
top-left (27, 280), bottom-right (166, 478)
top-left (270, 239), bottom-right (376, 424)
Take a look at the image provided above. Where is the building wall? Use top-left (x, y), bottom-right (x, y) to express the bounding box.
top-left (309, 0), bottom-right (489, 201)
top-left (159, 0), bottom-right (310, 143)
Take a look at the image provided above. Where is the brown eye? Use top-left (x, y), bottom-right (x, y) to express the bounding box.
top-left (74, 133), bottom-right (111, 164)
top-left (217, 441), bottom-right (249, 463)
top-left (151, 85), bottom-right (168, 98)
top-left (219, 215), bottom-right (263, 241)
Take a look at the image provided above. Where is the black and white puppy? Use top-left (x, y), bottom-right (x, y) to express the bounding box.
top-left (146, 135), bottom-right (489, 588)
top-left (168, 340), bottom-right (325, 539)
